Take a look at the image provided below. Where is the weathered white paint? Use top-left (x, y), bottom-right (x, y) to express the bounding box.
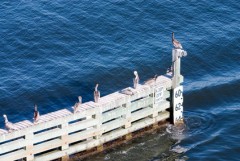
top-left (0, 49), bottom-right (186, 160)
top-left (172, 49), bottom-right (186, 88)
top-left (173, 86), bottom-right (184, 124)
top-left (172, 48), bottom-right (186, 124)
top-left (155, 86), bottom-right (164, 103)
top-left (0, 78), bottom-right (172, 161)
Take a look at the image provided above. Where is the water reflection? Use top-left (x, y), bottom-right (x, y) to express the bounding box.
top-left (82, 124), bottom-right (189, 161)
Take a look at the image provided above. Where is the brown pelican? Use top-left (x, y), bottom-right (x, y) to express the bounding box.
top-left (172, 32), bottom-right (183, 49)
top-left (94, 83), bottom-right (100, 103)
top-left (72, 96), bottom-right (82, 113)
top-left (3, 114), bottom-right (17, 131)
top-left (78, 96), bottom-right (82, 104)
top-left (144, 74), bottom-right (158, 85)
top-left (166, 65), bottom-right (173, 73)
top-left (133, 71), bottom-right (139, 89)
top-left (33, 104), bottom-right (40, 123)
top-left (120, 87), bottom-right (134, 96)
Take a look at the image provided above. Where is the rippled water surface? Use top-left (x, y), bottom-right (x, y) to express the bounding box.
top-left (0, 0), bottom-right (239, 160)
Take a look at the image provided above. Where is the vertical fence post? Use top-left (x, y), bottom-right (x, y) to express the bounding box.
top-left (25, 132), bottom-right (34, 161)
top-left (172, 49), bottom-right (187, 124)
top-left (150, 86), bottom-right (158, 128)
top-left (61, 122), bottom-right (69, 161)
top-left (93, 105), bottom-right (103, 151)
top-left (123, 96), bottom-right (132, 140)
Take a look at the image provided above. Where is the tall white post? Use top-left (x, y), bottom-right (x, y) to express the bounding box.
top-left (172, 49), bottom-right (187, 124)
top-left (25, 132), bottom-right (34, 161)
top-left (93, 105), bottom-right (103, 151)
top-left (61, 122), bottom-right (69, 161)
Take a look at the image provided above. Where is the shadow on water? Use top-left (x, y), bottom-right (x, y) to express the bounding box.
top-left (80, 123), bottom-right (192, 161)
top-left (0, 0), bottom-right (240, 160)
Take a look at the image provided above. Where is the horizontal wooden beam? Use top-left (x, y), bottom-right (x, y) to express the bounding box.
top-left (0, 74), bottom-right (174, 161)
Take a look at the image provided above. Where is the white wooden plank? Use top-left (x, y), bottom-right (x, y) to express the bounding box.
top-left (12, 125), bottom-right (22, 130)
top-left (132, 118), bottom-right (154, 131)
top-left (34, 150), bottom-right (65, 161)
top-left (131, 97), bottom-right (153, 112)
top-left (74, 107), bottom-right (85, 113)
top-left (67, 139), bottom-right (99, 155)
top-left (46, 112), bottom-right (62, 119)
top-left (68, 128), bottom-right (100, 144)
top-left (156, 101), bottom-right (170, 112)
top-left (81, 102), bottom-right (96, 109)
top-left (0, 130), bottom-right (27, 143)
top-left (0, 109), bottom-right (96, 142)
top-left (33, 128), bottom-right (62, 144)
top-left (130, 117), bottom-right (154, 133)
top-left (33, 138), bottom-right (62, 154)
top-left (99, 92), bottom-right (128, 112)
top-left (131, 107), bottom-right (152, 122)
top-left (102, 107), bottom-right (124, 123)
top-left (102, 118), bottom-right (125, 133)
top-left (156, 111), bottom-right (170, 121)
top-left (40, 114), bottom-right (55, 122)
top-left (0, 149), bottom-right (26, 161)
top-left (58, 109), bottom-right (72, 115)
top-left (0, 129), bottom-right (7, 135)
top-left (101, 128), bottom-right (128, 143)
top-left (19, 120), bottom-right (33, 127)
top-left (163, 90), bottom-right (171, 98)
top-left (55, 109), bottom-right (72, 117)
top-left (68, 118), bottom-right (98, 133)
top-left (0, 74), bottom-right (173, 161)
top-left (14, 120), bottom-right (33, 130)
top-left (129, 86), bottom-right (152, 101)
top-left (0, 138), bottom-right (26, 154)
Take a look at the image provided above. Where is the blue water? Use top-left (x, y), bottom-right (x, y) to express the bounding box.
top-left (0, 0), bottom-right (239, 160)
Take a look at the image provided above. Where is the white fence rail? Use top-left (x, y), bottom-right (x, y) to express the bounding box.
top-left (0, 75), bottom-right (172, 161)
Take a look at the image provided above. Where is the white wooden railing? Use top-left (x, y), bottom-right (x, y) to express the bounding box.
top-left (0, 49), bottom-right (186, 161)
top-left (0, 75), bottom-right (172, 161)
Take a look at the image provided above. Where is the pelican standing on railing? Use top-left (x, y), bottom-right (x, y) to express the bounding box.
top-left (166, 65), bottom-right (173, 74)
top-left (78, 96), bottom-right (82, 105)
top-left (172, 32), bottom-right (183, 49)
top-left (133, 71), bottom-right (139, 89)
top-left (94, 83), bottom-right (100, 103)
top-left (144, 74), bottom-right (158, 85)
top-left (3, 114), bottom-right (17, 131)
top-left (33, 104), bottom-right (40, 123)
top-left (72, 96), bottom-right (82, 113)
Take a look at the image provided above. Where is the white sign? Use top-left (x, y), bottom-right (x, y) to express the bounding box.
top-left (155, 86), bottom-right (164, 104)
top-left (173, 85), bottom-right (183, 124)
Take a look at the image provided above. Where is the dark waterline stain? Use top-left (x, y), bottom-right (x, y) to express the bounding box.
top-left (0, 0), bottom-right (239, 160)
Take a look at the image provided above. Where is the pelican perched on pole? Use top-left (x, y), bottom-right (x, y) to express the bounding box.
top-left (33, 104), bottom-right (40, 123)
top-left (3, 114), bottom-right (17, 131)
top-left (94, 84), bottom-right (100, 103)
top-left (72, 96), bottom-right (82, 113)
top-left (172, 32), bottom-right (183, 49)
top-left (133, 71), bottom-right (139, 89)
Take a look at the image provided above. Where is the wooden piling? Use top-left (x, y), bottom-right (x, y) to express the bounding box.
top-left (171, 49), bottom-right (187, 124)
top-left (61, 155), bottom-right (69, 161)
top-left (96, 145), bottom-right (104, 152)
top-left (124, 133), bottom-right (133, 141)
top-left (25, 132), bottom-right (34, 161)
